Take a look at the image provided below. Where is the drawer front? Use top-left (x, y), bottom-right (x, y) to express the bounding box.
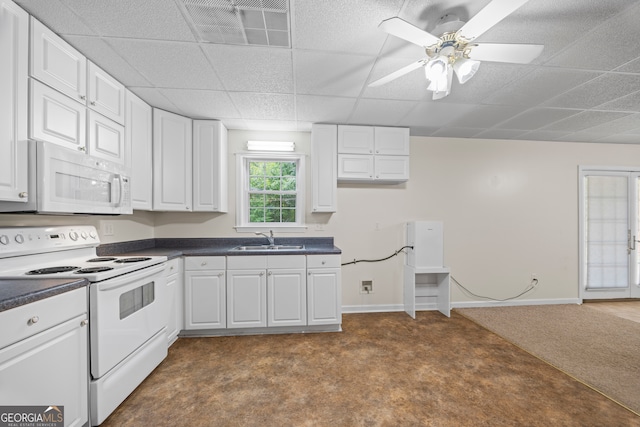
top-left (0, 287), bottom-right (87, 349)
top-left (307, 255), bottom-right (341, 269)
top-left (166, 258), bottom-right (182, 276)
top-left (267, 255), bottom-right (306, 269)
top-left (226, 255), bottom-right (267, 270)
top-left (184, 256), bottom-right (225, 271)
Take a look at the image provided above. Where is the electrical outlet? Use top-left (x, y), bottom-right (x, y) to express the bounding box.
top-left (361, 280), bottom-right (373, 294)
top-left (102, 222), bottom-right (115, 236)
top-left (314, 223), bottom-right (325, 231)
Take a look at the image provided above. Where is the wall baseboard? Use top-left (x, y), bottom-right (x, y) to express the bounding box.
top-left (342, 298), bottom-right (582, 314)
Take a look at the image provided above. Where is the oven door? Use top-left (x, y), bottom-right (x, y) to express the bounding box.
top-left (36, 140), bottom-right (132, 215)
top-left (90, 263), bottom-right (166, 378)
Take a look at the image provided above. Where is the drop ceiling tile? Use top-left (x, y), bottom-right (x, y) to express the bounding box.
top-left (581, 113), bottom-right (640, 134)
top-left (295, 95), bottom-right (357, 123)
top-left (15, 0), bottom-right (95, 35)
top-left (431, 128), bottom-right (484, 138)
top-left (556, 131), bottom-right (611, 143)
top-left (241, 120), bottom-right (299, 131)
top-left (219, 118), bottom-right (248, 130)
top-left (519, 130), bottom-right (571, 141)
top-left (474, 129), bottom-right (526, 140)
top-left (597, 91), bottom-right (640, 112)
top-left (128, 87), bottom-right (180, 113)
top-left (544, 111), bottom-right (631, 132)
top-left (546, 2), bottom-right (640, 70)
top-left (400, 0), bottom-right (492, 36)
top-left (615, 57), bottom-right (640, 73)
top-left (61, 0), bottom-right (196, 41)
top-left (448, 105), bottom-right (527, 128)
top-left (597, 134), bottom-right (640, 144)
top-left (363, 57), bottom-right (431, 101)
top-left (64, 36), bottom-right (151, 87)
top-left (410, 127), bottom-right (439, 137)
top-left (106, 39), bottom-right (222, 90)
top-left (497, 108), bottom-right (580, 130)
top-left (202, 45), bottom-right (293, 93)
top-left (399, 102), bottom-right (477, 128)
top-left (486, 68), bottom-right (600, 106)
top-left (294, 51), bottom-right (376, 97)
top-left (545, 73), bottom-right (640, 109)
top-left (293, 0), bottom-right (404, 54)
top-left (159, 89), bottom-right (239, 119)
top-left (349, 99), bottom-right (416, 126)
top-left (229, 93), bottom-right (294, 121)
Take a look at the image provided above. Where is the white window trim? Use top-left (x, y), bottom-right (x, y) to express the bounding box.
top-left (235, 152), bottom-right (306, 232)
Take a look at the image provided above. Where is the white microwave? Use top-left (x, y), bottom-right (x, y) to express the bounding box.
top-left (0, 141), bottom-right (132, 215)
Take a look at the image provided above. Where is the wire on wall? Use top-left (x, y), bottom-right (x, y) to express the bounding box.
top-left (341, 246), bottom-right (413, 266)
top-left (451, 275), bottom-right (539, 302)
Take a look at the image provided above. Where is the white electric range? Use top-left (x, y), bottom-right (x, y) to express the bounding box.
top-left (0, 225), bottom-right (168, 426)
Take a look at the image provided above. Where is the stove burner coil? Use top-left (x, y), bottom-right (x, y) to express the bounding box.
top-left (87, 257), bottom-right (117, 262)
top-left (114, 257), bottom-right (152, 263)
top-left (26, 266), bottom-right (79, 275)
top-left (75, 266), bottom-right (114, 274)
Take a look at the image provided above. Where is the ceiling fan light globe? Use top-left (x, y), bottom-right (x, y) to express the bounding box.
top-left (453, 58), bottom-right (480, 84)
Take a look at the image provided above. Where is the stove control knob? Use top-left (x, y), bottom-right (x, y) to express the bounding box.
top-left (69, 232), bottom-right (79, 241)
top-left (89, 231), bottom-right (97, 239)
top-left (14, 234), bottom-right (24, 244)
top-left (0, 235), bottom-right (8, 245)
top-left (81, 231), bottom-right (88, 239)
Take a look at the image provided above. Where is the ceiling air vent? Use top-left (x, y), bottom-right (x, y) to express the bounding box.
top-left (179, 0), bottom-right (291, 48)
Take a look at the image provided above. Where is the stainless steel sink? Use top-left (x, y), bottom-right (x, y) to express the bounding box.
top-left (231, 244), bottom-right (305, 251)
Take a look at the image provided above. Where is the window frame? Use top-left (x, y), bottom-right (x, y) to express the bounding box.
top-left (235, 152), bottom-right (306, 232)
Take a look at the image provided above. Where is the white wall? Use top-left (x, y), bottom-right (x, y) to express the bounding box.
top-left (3, 130), bottom-right (640, 309)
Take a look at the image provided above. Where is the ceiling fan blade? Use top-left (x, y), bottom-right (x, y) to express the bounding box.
top-left (368, 60), bottom-right (426, 87)
top-left (379, 17), bottom-right (440, 47)
top-left (458, 0), bottom-right (530, 41)
top-left (467, 43), bottom-right (544, 64)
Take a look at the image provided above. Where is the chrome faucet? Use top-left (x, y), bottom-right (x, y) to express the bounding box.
top-left (255, 230), bottom-right (275, 246)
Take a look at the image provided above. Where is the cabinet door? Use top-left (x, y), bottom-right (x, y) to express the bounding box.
top-left (337, 125), bottom-right (374, 154)
top-left (87, 110), bottom-right (125, 164)
top-left (184, 269), bottom-right (226, 330)
top-left (267, 268), bottom-right (306, 327)
top-left (166, 259), bottom-right (183, 344)
top-left (227, 269), bottom-right (266, 328)
top-left (153, 109), bottom-right (192, 211)
top-left (307, 268), bottom-right (341, 325)
top-left (338, 154), bottom-right (373, 180)
top-left (374, 155), bottom-right (410, 181)
top-left (0, 0), bottom-right (28, 203)
top-left (192, 120), bottom-right (228, 212)
top-left (30, 79), bottom-right (86, 152)
top-left (87, 61), bottom-right (125, 125)
top-left (30, 17), bottom-right (86, 102)
top-left (311, 124), bottom-right (337, 212)
top-left (125, 90), bottom-right (153, 210)
top-left (0, 314), bottom-right (89, 427)
top-left (374, 126), bottom-right (410, 155)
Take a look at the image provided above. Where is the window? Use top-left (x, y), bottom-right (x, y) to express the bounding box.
top-left (236, 153), bottom-right (305, 230)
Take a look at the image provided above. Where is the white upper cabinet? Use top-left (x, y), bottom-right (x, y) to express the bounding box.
top-left (87, 110), bottom-right (125, 163)
top-left (30, 78), bottom-right (86, 152)
top-left (337, 125), bottom-right (374, 154)
top-left (192, 120), bottom-right (228, 212)
top-left (153, 109), bottom-right (193, 211)
top-left (0, 0), bottom-right (29, 203)
top-left (126, 90), bottom-right (153, 210)
top-left (337, 124), bottom-right (410, 183)
top-left (30, 17), bottom-right (87, 103)
top-left (87, 61), bottom-right (125, 125)
top-left (311, 124), bottom-right (337, 213)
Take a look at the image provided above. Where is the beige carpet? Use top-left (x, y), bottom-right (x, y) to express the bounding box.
top-left (457, 304), bottom-right (640, 415)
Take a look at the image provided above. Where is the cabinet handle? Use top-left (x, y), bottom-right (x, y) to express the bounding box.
top-left (170, 266), bottom-right (174, 271)
top-left (28, 316), bottom-right (39, 325)
top-left (78, 147), bottom-right (86, 152)
top-left (268, 271), bottom-right (272, 276)
top-left (322, 261), bottom-right (326, 265)
top-left (79, 95), bottom-right (86, 101)
top-left (201, 262), bottom-right (207, 266)
top-left (308, 272), bottom-right (312, 276)
top-left (259, 271), bottom-right (265, 276)
top-left (90, 101), bottom-right (96, 106)
top-left (218, 272), bottom-right (224, 277)
top-left (19, 192), bottom-right (28, 198)
top-left (80, 319), bottom-right (89, 327)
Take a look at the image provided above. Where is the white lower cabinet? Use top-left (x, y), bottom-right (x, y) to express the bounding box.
top-left (165, 258), bottom-right (184, 345)
top-left (307, 255), bottom-right (342, 325)
top-left (184, 256), bottom-right (226, 330)
top-left (267, 256), bottom-right (306, 327)
top-left (0, 288), bottom-right (88, 427)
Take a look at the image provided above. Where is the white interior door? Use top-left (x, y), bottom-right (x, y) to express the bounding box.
top-left (580, 169), bottom-right (640, 299)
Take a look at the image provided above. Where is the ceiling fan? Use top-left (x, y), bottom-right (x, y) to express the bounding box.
top-left (369, 0), bottom-right (543, 100)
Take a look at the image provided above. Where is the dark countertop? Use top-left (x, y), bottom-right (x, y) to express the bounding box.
top-left (98, 237), bottom-right (342, 259)
top-left (0, 278), bottom-right (88, 313)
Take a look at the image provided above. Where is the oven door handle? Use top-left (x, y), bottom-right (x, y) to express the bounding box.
top-left (96, 263), bottom-right (166, 291)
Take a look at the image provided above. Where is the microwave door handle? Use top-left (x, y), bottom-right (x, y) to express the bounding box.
top-left (112, 174), bottom-right (122, 207)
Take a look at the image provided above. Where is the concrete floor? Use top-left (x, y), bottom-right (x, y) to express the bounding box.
top-left (100, 311), bottom-right (638, 426)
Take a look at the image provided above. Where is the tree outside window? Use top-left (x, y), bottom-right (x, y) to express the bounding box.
top-left (248, 160), bottom-right (298, 224)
